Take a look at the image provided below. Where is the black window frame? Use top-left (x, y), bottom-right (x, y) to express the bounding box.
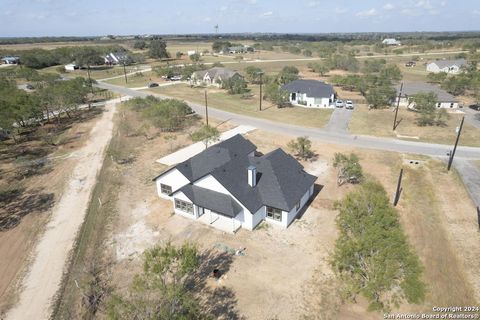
top-left (160, 183), bottom-right (172, 195)
top-left (175, 199), bottom-right (194, 214)
top-left (266, 206), bottom-right (282, 222)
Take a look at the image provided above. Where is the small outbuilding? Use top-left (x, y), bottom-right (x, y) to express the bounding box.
top-left (281, 79), bottom-right (336, 108)
top-left (1, 56), bottom-right (20, 64)
top-left (64, 63), bottom-right (79, 71)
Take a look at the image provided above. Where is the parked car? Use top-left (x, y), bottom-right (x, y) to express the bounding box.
top-left (345, 100), bottom-right (354, 109)
top-left (335, 100), bottom-right (344, 108)
top-left (25, 83), bottom-right (35, 90)
top-left (169, 75), bottom-right (182, 81)
top-left (148, 82), bottom-right (159, 88)
top-left (468, 104), bottom-right (480, 111)
top-left (405, 61), bottom-right (416, 67)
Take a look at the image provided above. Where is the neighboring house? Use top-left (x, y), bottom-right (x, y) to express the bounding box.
top-left (153, 134), bottom-right (317, 233)
top-left (190, 67), bottom-right (243, 87)
top-left (382, 38), bottom-right (401, 46)
top-left (226, 45), bottom-right (253, 54)
top-left (394, 82), bottom-right (459, 109)
top-left (187, 50), bottom-right (197, 56)
top-left (64, 63), bottom-right (79, 71)
top-left (426, 59), bottom-right (467, 74)
top-left (281, 79), bottom-right (336, 108)
top-left (104, 52), bottom-right (129, 65)
top-left (1, 56), bottom-right (20, 64)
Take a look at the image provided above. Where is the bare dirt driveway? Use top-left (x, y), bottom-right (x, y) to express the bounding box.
top-left (6, 98), bottom-right (123, 320)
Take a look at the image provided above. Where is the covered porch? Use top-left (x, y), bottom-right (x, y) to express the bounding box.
top-left (197, 210), bottom-right (242, 234)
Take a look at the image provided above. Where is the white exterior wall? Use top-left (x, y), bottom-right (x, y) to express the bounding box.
top-left (155, 169), bottom-right (190, 199)
top-left (289, 93), bottom-right (334, 108)
top-left (193, 174), bottom-right (252, 229)
top-left (172, 191), bottom-right (197, 220)
top-left (394, 97), bottom-right (458, 109)
top-left (426, 63), bottom-right (461, 74)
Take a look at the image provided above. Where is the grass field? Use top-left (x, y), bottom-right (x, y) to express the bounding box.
top-left (349, 104), bottom-right (480, 147)
top-left (148, 83), bottom-right (334, 128)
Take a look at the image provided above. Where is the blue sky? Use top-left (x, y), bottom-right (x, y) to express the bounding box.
top-left (0, 0), bottom-right (479, 37)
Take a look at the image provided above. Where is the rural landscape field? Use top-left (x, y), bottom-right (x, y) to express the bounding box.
top-left (1, 1), bottom-right (480, 319)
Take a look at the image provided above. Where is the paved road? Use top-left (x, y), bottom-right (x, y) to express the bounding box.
top-left (325, 107), bottom-right (354, 133)
top-left (454, 160), bottom-right (480, 208)
top-left (96, 82), bottom-right (480, 160)
top-left (464, 108), bottom-right (480, 129)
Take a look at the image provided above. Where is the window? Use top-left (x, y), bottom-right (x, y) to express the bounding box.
top-left (160, 183), bottom-right (172, 195)
top-left (175, 199), bottom-right (193, 214)
top-left (266, 206), bottom-right (282, 222)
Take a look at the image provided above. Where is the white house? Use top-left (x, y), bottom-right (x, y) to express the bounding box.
top-left (187, 50), bottom-right (197, 56)
top-left (153, 135), bottom-right (317, 233)
top-left (394, 82), bottom-right (459, 109)
top-left (426, 59), bottom-right (466, 74)
top-left (281, 79), bottom-right (336, 108)
top-left (1, 56), bottom-right (20, 64)
top-left (104, 52), bottom-right (129, 65)
top-left (382, 38), bottom-right (401, 46)
top-left (190, 67), bottom-right (243, 87)
top-left (64, 63), bottom-right (79, 71)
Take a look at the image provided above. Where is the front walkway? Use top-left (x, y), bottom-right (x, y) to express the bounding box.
top-left (156, 125), bottom-right (256, 166)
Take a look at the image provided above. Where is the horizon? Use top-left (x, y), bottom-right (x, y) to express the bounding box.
top-left (1, 0), bottom-right (479, 37)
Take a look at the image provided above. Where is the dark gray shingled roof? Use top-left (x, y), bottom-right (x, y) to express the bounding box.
top-left (395, 82), bottom-right (457, 102)
top-left (178, 184), bottom-right (243, 218)
top-left (174, 134), bottom-right (257, 181)
top-left (281, 79), bottom-right (334, 98)
top-left (165, 134), bottom-right (317, 214)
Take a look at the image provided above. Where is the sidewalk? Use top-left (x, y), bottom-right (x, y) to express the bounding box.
top-left (156, 125), bottom-right (256, 166)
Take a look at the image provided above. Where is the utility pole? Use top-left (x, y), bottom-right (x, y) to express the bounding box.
top-left (393, 82), bottom-right (403, 131)
top-left (477, 206), bottom-right (480, 230)
top-left (393, 168), bottom-right (403, 206)
top-left (122, 62), bottom-right (128, 84)
top-left (258, 72), bottom-right (264, 111)
top-left (86, 64), bottom-right (94, 94)
top-left (447, 116), bottom-right (465, 171)
top-left (204, 90), bottom-right (209, 126)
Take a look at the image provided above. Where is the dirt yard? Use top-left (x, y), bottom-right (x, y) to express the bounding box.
top-left (0, 107), bottom-right (106, 315)
top-left (104, 124), bottom-right (480, 319)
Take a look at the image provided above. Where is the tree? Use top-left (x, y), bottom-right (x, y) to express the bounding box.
top-left (411, 92), bottom-right (437, 126)
top-left (287, 136), bottom-right (314, 160)
top-left (332, 181), bottom-right (425, 311)
top-left (190, 53), bottom-right (201, 62)
top-left (303, 49), bottom-right (313, 57)
top-left (222, 77), bottom-right (248, 94)
top-left (245, 66), bottom-right (263, 84)
top-left (75, 47), bottom-right (103, 93)
top-left (426, 72), bottom-right (448, 84)
top-left (190, 125), bottom-right (220, 148)
top-left (140, 98), bottom-right (193, 132)
top-left (365, 85), bottom-right (396, 109)
top-left (332, 153), bottom-right (363, 186)
top-left (149, 39), bottom-right (169, 59)
top-left (175, 51), bottom-right (183, 59)
top-left (264, 83), bottom-right (290, 108)
top-left (276, 66), bottom-right (299, 85)
top-left (107, 242), bottom-right (208, 320)
top-left (133, 40), bottom-right (147, 50)
top-left (212, 40), bottom-right (231, 52)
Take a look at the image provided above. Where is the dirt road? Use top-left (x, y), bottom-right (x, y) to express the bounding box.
top-left (6, 98), bottom-right (124, 320)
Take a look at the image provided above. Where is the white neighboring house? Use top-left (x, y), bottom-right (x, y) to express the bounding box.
top-left (64, 63), bottom-right (79, 71)
top-left (1, 56), bottom-right (20, 64)
top-left (426, 59), bottom-right (467, 74)
top-left (382, 38), bottom-right (401, 46)
top-left (104, 52), bottom-right (129, 65)
top-left (281, 79), bottom-right (336, 108)
top-left (187, 50), bottom-right (197, 56)
top-left (394, 82), bottom-right (459, 109)
top-left (153, 135), bottom-right (317, 233)
top-left (190, 67), bottom-right (243, 88)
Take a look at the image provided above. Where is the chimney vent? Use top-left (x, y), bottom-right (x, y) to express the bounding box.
top-left (247, 165), bottom-right (257, 187)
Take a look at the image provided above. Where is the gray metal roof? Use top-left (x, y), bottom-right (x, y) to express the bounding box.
top-left (177, 184), bottom-right (243, 218)
top-left (428, 59), bottom-right (466, 69)
top-left (395, 82), bottom-right (457, 102)
top-left (192, 67), bottom-right (241, 81)
top-left (281, 80), bottom-right (334, 98)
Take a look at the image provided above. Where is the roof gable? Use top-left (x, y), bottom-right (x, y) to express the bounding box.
top-left (281, 80), bottom-right (334, 98)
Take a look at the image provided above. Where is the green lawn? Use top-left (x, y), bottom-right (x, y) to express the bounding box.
top-left (349, 104), bottom-right (480, 147)
top-left (148, 84), bottom-right (333, 128)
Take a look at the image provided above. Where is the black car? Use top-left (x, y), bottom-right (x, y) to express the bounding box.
top-left (468, 104), bottom-right (480, 111)
top-left (148, 82), bottom-right (159, 88)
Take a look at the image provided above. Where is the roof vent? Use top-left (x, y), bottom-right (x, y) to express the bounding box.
top-left (247, 165), bottom-right (257, 187)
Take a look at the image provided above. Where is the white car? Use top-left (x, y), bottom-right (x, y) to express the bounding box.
top-left (345, 100), bottom-right (354, 109)
top-left (335, 100), bottom-right (344, 108)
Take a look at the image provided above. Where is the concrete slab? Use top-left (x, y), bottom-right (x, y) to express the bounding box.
top-left (156, 125), bottom-right (256, 166)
